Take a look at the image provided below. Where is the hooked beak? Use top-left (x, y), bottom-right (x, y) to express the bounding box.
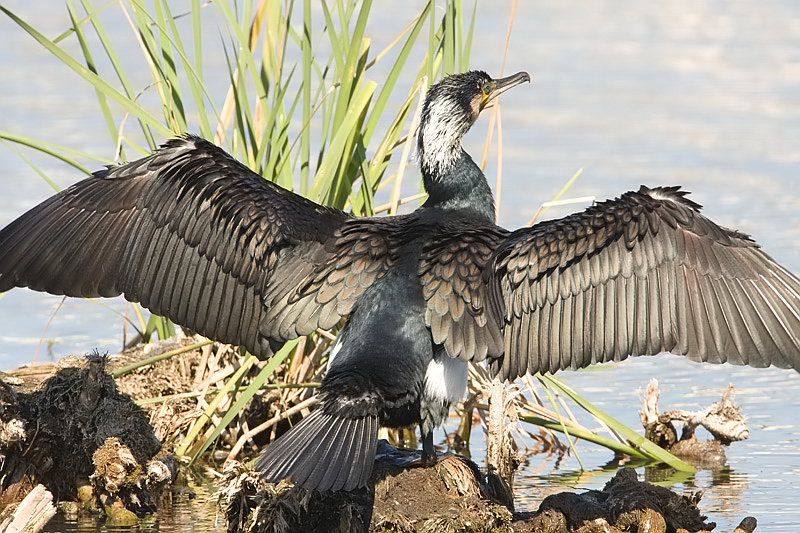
top-left (481, 71), bottom-right (531, 109)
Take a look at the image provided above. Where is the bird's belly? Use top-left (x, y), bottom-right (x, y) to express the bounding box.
top-left (321, 262), bottom-right (434, 417)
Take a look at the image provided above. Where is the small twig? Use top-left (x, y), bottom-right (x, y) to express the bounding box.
top-left (112, 339), bottom-right (214, 377)
top-left (526, 169), bottom-right (588, 226)
top-left (226, 396), bottom-right (318, 461)
top-left (193, 342), bottom-right (213, 389)
top-left (22, 419), bottom-right (40, 458)
top-left (314, 328), bottom-right (337, 343)
top-left (373, 192), bottom-right (428, 214)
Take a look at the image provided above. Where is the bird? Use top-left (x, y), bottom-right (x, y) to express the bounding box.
top-left (2, 70), bottom-right (800, 493)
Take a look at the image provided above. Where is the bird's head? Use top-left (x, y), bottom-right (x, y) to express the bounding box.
top-left (417, 70), bottom-right (530, 179)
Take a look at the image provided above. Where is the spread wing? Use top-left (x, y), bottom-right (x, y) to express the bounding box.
top-left (0, 135), bottom-right (391, 358)
top-left (419, 223), bottom-right (507, 362)
top-left (491, 185), bottom-right (800, 379)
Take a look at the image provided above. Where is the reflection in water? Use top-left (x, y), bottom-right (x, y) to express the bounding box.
top-left (510, 356), bottom-right (800, 530)
top-left (42, 475), bottom-right (224, 532)
top-left (685, 467), bottom-right (751, 520)
top-left (515, 458), bottom-right (752, 524)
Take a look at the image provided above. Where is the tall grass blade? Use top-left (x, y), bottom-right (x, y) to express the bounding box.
top-left (537, 373), bottom-right (696, 473)
top-left (0, 6), bottom-right (173, 139)
top-left (188, 339), bottom-right (299, 462)
top-left (0, 132), bottom-right (111, 173)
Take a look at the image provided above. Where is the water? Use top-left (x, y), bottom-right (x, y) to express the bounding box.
top-left (1, 0), bottom-right (799, 530)
top-left (43, 475), bottom-right (226, 532)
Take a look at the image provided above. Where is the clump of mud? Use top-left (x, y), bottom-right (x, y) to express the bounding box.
top-left (218, 447), bottom-right (755, 533)
top-left (0, 353), bottom-right (174, 523)
top-left (0, 333), bottom-right (292, 528)
top-left (516, 467), bottom-right (723, 533)
top-left (219, 445), bottom-right (513, 533)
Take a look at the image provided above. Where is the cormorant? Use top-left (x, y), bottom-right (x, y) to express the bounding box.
top-left (1, 71), bottom-right (800, 492)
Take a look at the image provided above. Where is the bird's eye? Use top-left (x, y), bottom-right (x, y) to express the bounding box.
top-left (482, 84), bottom-right (491, 96)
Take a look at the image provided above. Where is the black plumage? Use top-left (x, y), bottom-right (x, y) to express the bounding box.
top-left (2, 70), bottom-right (800, 492)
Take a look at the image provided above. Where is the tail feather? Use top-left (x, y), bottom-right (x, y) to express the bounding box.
top-left (330, 415), bottom-right (377, 492)
top-left (258, 413), bottom-right (323, 481)
top-left (306, 416), bottom-right (352, 490)
top-left (259, 409), bottom-right (330, 481)
top-left (256, 408), bottom-right (379, 492)
top-left (345, 415), bottom-right (378, 490)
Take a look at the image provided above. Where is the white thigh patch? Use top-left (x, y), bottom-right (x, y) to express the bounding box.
top-left (424, 356), bottom-right (468, 405)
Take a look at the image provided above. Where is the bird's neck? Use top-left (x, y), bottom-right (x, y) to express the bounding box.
top-left (420, 149), bottom-right (496, 223)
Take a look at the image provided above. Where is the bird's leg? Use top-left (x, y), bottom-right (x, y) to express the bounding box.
top-left (420, 428), bottom-right (438, 467)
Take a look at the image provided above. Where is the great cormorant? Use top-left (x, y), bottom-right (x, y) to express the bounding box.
top-left (1, 71), bottom-right (800, 492)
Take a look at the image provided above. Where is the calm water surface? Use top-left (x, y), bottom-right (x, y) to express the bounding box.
top-left (1, 1), bottom-right (799, 530)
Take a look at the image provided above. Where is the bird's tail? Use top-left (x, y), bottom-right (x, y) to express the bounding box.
top-left (255, 407), bottom-right (379, 492)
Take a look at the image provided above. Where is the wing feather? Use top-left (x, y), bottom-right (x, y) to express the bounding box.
top-left (491, 185), bottom-right (800, 379)
top-left (0, 135), bottom-right (400, 359)
top-left (419, 225), bottom-right (508, 362)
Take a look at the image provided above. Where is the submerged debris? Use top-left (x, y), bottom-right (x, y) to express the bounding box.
top-left (640, 379), bottom-right (748, 466)
top-left (90, 436), bottom-right (176, 524)
top-left (513, 468), bottom-right (756, 533)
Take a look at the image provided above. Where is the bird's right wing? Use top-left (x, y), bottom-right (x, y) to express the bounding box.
top-left (0, 135), bottom-right (389, 358)
top-left (490, 185), bottom-right (800, 380)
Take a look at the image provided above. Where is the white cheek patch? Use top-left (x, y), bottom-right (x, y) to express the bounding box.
top-left (469, 95), bottom-right (481, 121)
top-left (418, 98), bottom-right (471, 177)
top-left (424, 355), bottom-right (468, 405)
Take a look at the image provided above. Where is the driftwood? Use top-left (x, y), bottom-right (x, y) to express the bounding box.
top-left (640, 379), bottom-right (748, 466)
top-left (486, 377), bottom-right (521, 506)
top-left (0, 484), bottom-right (56, 533)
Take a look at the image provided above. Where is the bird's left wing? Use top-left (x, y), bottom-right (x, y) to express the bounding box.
top-left (490, 185), bottom-right (800, 380)
top-left (0, 135), bottom-right (380, 358)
